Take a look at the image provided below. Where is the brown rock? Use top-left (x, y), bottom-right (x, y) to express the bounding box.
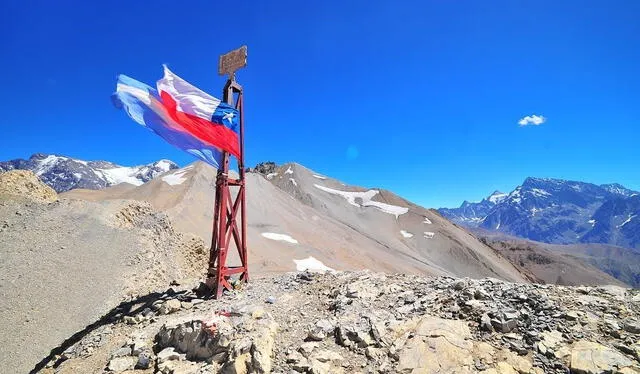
top-left (570, 340), bottom-right (634, 374)
top-left (396, 316), bottom-right (474, 373)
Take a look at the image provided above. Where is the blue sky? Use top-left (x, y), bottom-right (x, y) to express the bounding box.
top-left (1, 1), bottom-right (639, 208)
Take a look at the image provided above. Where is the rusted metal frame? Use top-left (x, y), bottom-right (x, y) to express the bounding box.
top-left (237, 92), bottom-right (248, 281)
top-left (214, 156), bottom-right (231, 298)
top-left (224, 194), bottom-right (244, 271)
top-left (208, 76), bottom-right (248, 298)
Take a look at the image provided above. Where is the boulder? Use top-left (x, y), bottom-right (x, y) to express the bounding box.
top-left (156, 318), bottom-right (233, 361)
top-left (623, 319), bottom-right (640, 334)
top-left (157, 347), bottom-right (181, 363)
top-left (396, 316), bottom-right (474, 373)
top-left (480, 313), bottom-right (494, 332)
top-left (570, 340), bottom-right (634, 374)
top-left (106, 356), bottom-right (136, 372)
top-left (159, 299), bottom-right (182, 315)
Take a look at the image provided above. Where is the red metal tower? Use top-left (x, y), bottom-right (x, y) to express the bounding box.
top-left (206, 46), bottom-right (248, 298)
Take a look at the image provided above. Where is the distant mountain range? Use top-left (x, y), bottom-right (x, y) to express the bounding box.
top-left (0, 153), bottom-right (178, 192)
top-left (439, 177), bottom-right (640, 249)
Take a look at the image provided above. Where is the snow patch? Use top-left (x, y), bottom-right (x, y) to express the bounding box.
top-left (266, 172), bottom-right (278, 180)
top-left (293, 256), bottom-right (334, 273)
top-left (588, 219), bottom-right (596, 226)
top-left (285, 166), bottom-right (293, 175)
top-left (98, 167), bottom-right (145, 186)
top-left (496, 222), bottom-right (501, 230)
top-left (156, 160), bottom-right (174, 171)
top-left (488, 192), bottom-right (508, 204)
top-left (261, 232), bottom-right (298, 244)
top-left (313, 184), bottom-right (409, 218)
top-left (423, 217), bottom-right (432, 224)
top-left (618, 215), bottom-right (635, 228)
top-left (423, 232), bottom-right (435, 239)
top-left (313, 174), bottom-right (327, 180)
top-left (289, 178), bottom-right (297, 187)
top-left (531, 188), bottom-right (551, 197)
top-left (400, 230), bottom-right (414, 238)
top-left (162, 170), bottom-right (189, 186)
top-left (73, 173), bottom-right (82, 180)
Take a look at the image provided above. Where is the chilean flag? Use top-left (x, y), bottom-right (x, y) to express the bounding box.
top-left (112, 66), bottom-right (240, 168)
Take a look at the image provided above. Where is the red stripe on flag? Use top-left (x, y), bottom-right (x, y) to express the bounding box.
top-left (159, 91), bottom-right (240, 157)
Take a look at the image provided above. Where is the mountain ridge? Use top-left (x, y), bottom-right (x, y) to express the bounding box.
top-left (0, 153), bottom-right (178, 193)
top-left (439, 176), bottom-right (640, 249)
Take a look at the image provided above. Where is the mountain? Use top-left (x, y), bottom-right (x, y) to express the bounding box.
top-left (474, 228), bottom-right (640, 287)
top-left (2, 165), bottom-right (632, 373)
top-left (63, 161), bottom-right (527, 282)
top-left (0, 153), bottom-right (178, 192)
top-left (582, 195), bottom-right (640, 249)
top-left (439, 177), bottom-right (640, 248)
top-left (438, 190), bottom-right (507, 225)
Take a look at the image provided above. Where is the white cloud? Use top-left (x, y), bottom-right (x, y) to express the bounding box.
top-left (518, 114), bottom-right (546, 126)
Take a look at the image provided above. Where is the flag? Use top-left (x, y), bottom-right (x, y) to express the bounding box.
top-left (157, 65), bottom-right (240, 157)
top-left (111, 66), bottom-right (240, 168)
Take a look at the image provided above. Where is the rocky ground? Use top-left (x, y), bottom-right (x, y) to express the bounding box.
top-left (39, 271), bottom-right (640, 374)
top-left (0, 170), bottom-right (209, 373)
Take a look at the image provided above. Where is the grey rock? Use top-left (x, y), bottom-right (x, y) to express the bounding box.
top-left (111, 346), bottom-right (132, 358)
top-left (107, 356), bottom-right (136, 372)
top-left (622, 319), bottom-right (640, 334)
top-left (480, 313), bottom-right (494, 332)
top-left (453, 280), bottom-right (466, 290)
top-left (491, 318), bottom-right (518, 333)
top-left (536, 342), bottom-right (547, 356)
top-left (135, 352), bottom-right (152, 369)
top-left (157, 347), bottom-right (181, 363)
top-left (131, 341), bottom-right (146, 356)
top-left (564, 311), bottom-right (580, 321)
top-left (307, 328), bottom-right (326, 341)
top-left (474, 288), bottom-right (489, 300)
top-left (315, 319), bottom-right (334, 333)
top-left (503, 310), bottom-right (520, 320)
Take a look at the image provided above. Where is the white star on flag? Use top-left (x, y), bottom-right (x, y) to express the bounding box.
top-left (222, 112), bottom-right (235, 123)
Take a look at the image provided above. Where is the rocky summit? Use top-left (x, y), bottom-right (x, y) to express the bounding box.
top-left (41, 271), bottom-right (640, 374)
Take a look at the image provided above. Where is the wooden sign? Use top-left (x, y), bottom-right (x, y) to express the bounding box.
top-left (218, 45), bottom-right (248, 76)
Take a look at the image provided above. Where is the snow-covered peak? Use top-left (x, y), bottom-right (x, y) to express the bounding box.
top-left (0, 153), bottom-right (179, 192)
top-left (600, 183), bottom-right (638, 197)
top-left (487, 191), bottom-right (507, 204)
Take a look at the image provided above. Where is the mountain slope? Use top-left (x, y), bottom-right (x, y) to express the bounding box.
top-left (439, 177), bottom-right (639, 248)
top-left (0, 153), bottom-right (178, 192)
top-left (63, 161), bottom-right (528, 282)
top-left (0, 170), bottom-right (207, 374)
top-left (581, 195), bottom-right (640, 248)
